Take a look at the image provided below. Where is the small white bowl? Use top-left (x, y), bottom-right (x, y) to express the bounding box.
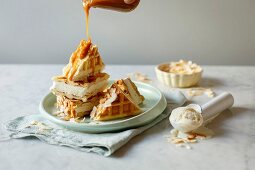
top-left (155, 62), bottom-right (203, 88)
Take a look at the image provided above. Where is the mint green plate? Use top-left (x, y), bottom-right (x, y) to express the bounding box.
top-left (39, 81), bottom-right (167, 133)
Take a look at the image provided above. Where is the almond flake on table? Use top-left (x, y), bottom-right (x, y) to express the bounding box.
top-left (166, 126), bottom-right (214, 149)
top-left (185, 87), bottom-right (215, 98)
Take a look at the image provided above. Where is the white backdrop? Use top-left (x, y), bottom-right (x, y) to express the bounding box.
top-left (0, 0), bottom-right (255, 65)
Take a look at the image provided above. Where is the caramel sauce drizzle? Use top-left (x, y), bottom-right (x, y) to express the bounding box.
top-left (62, 1), bottom-right (93, 81)
top-left (70, 102), bottom-right (76, 118)
top-left (65, 39), bottom-right (92, 81)
top-left (83, 0), bottom-right (91, 40)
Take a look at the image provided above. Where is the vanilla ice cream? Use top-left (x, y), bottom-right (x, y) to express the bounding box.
top-left (170, 104), bottom-right (203, 133)
top-left (51, 73), bottom-right (109, 102)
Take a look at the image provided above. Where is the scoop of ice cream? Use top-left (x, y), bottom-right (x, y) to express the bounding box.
top-left (170, 104), bottom-right (203, 132)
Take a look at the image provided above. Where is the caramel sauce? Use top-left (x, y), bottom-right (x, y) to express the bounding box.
top-left (65, 39), bottom-right (92, 81)
top-left (83, 0), bottom-right (91, 39)
top-left (70, 102), bottom-right (76, 118)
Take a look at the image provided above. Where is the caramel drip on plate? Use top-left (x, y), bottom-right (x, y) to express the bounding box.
top-left (70, 102), bottom-right (76, 118)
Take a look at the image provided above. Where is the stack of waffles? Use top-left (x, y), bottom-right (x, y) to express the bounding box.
top-left (51, 39), bottom-right (109, 120)
top-left (91, 78), bottom-right (145, 121)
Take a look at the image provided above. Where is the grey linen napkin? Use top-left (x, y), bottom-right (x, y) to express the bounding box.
top-left (1, 105), bottom-right (179, 156)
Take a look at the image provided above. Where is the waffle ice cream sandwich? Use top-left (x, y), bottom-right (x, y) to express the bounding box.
top-left (90, 78), bottom-right (144, 121)
top-left (50, 39), bottom-right (109, 119)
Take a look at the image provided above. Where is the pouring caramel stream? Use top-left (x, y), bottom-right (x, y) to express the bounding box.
top-left (83, 0), bottom-right (91, 40)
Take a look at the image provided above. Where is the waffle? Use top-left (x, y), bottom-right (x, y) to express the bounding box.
top-left (63, 39), bottom-right (105, 82)
top-left (116, 78), bottom-right (144, 105)
top-left (56, 94), bottom-right (99, 118)
top-left (90, 84), bottom-right (142, 121)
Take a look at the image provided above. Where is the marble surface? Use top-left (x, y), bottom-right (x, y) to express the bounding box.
top-left (0, 65), bottom-right (254, 170)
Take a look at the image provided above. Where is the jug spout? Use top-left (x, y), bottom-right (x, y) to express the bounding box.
top-left (83, 0), bottom-right (140, 12)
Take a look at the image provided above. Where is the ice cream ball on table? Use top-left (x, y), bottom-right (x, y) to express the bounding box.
top-left (170, 104), bottom-right (203, 133)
